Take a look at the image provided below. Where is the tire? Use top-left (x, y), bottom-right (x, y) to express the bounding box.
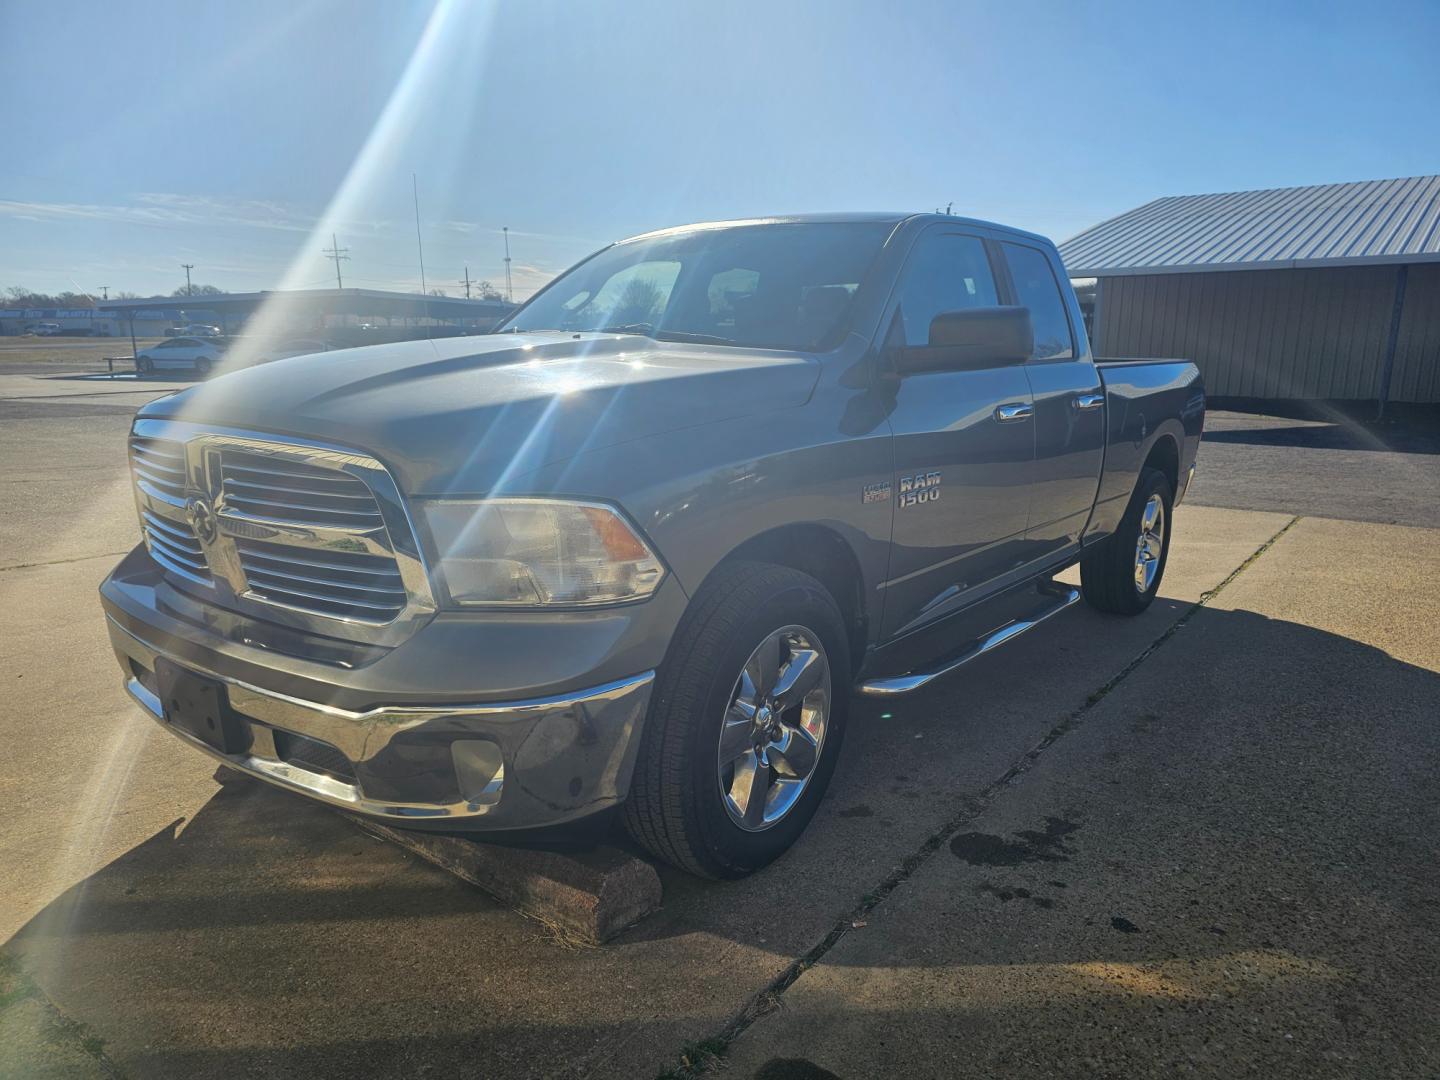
top-left (194, 357), bottom-right (212, 377)
top-left (1080, 466), bottom-right (1173, 615)
top-left (624, 561), bottom-right (851, 878)
top-left (136, 356), bottom-right (154, 377)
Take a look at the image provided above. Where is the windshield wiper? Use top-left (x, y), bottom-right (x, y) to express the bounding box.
top-left (654, 331), bottom-right (736, 346)
top-left (597, 323), bottom-right (656, 337)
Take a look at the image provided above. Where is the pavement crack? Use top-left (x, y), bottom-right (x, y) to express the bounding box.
top-left (654, 514), bottom-right (1301, 1078)
top-left (0, 948), bottom-right (128, 1078)
top-left (0, 550), bottom-right (132, 573)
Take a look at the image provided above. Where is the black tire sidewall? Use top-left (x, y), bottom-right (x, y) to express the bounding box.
top-left (681, 576), bottom-right (850, 876)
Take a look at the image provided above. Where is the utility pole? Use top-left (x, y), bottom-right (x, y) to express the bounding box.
top-left (503, 226), bottom-right (513, 303)
top-left (459, 265), bottom-right (473, 299)
top-left (98, 285), bottom-right (109, 300)
top-left (181, 263), bottom-right (195, 296)
top-left (323, 233), bottom-right (350, 289)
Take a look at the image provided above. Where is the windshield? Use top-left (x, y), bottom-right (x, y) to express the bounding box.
top-left (497, 222), bottom-right (891, 351)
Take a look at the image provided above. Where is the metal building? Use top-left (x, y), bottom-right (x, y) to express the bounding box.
top-left (1060, 176), bottom-right (1440, 405)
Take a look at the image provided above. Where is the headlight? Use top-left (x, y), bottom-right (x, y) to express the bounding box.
top-left (418, 498), bottom-right (665, 607)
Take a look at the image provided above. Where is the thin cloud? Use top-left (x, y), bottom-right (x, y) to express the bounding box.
top-left (0, 193), bottom-right (391, 236)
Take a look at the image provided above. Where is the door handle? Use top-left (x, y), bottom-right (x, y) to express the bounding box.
top-left (995, 402), bottom-right (1033, 423)
top-left (1072, 392), bottom-right (1105, 410)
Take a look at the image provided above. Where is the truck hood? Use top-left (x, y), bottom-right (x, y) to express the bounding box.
top-left (138, 333), bottom-right (820, 494)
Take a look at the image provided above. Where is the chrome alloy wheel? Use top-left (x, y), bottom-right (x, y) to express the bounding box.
top-left (716, 625), bottom-right (831, 832)
top-left (1134, 493), bottom-right (1166, 593)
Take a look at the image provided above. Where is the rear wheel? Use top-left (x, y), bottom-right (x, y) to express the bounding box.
top-left (624, 561), bottom-right (850, 878)
top-left (1080, 466), bottom-right (1173, 615)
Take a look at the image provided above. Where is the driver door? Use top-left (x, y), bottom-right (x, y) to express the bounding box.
top-left (880, 228), bottom-right (1036, 639)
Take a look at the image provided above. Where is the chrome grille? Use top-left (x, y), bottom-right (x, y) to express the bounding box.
top-left (221, 451), bottom-right (385, 530)
top-left (126, 419), bottom-right (435, 645)
top-left (141, 509), bottom-right (212, 584)
top-left (236, 538), bottom-right (406, 622)
top-left (129, 436), bottom-right (187, 504)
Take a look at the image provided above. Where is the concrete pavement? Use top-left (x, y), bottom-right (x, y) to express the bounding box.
top-left (3, 502), bottom-right (1301, 1079)
top-left (2, 366), bottom-right (1437, 1078)
top-left (723, 516), bottom-right (1440, 1079)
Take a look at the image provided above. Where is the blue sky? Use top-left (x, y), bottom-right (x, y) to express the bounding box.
top-left (3, 0), bottom-right (1437, 299)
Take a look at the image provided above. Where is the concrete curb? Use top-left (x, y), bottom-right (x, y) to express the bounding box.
top-left (346, 817), bottom-right (663, 944)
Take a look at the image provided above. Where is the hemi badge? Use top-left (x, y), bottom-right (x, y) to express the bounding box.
top-left (862, 481), bottom-right (891, 504)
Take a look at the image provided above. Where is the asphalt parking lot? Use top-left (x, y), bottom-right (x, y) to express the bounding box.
top-left (1, 360), bottom-right (1437, 1079)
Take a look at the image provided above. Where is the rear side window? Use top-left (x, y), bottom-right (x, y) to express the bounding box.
top-left (892, 232), bottom-right (999, 347)
top-left (1002, 243), bottom-right (1074, 360)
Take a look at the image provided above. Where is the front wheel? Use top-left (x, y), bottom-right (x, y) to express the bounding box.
top-left (193, 357), bottom-right (212, 377)
top-left (136, 356), bottom-right (154, 377)
top-left (1080, 466), bottom-right (1173, 615)
top-left (624, 561), bottom-right (850, 878)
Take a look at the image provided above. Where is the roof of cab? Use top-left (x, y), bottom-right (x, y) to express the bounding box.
top-left (618, 212), bottom-right (1055, 248)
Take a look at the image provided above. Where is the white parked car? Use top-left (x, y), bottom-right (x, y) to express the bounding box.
top-left (135, 337), bottom-right (225, 377)
top-left (30, 322), bottom-right (63, 336)
top-left (183, 323), bottom-right (222, 337)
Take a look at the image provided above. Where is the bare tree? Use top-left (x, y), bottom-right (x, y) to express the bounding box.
top-left (611, 278), bottom-right (663, 326)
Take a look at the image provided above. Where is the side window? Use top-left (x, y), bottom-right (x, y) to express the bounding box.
top-left (1002, 243), bottom-right (1074, 361)
top-left (893, 232), bottom-right (998, 347)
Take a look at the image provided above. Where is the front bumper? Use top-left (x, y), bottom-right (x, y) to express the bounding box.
top-left (102, 547), bottom-right (677, 831)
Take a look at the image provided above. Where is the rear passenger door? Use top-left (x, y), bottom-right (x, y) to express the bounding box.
top-left (1000, 241), bottom-right (1105, 560)
top-left (880, 227), bottom-right (1036, 639)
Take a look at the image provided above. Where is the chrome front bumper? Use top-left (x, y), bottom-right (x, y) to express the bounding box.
top-left (110, 615), bottom-right (655, 829)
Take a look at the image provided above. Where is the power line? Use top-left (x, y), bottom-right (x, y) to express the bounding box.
top-left (412, 173), bottom-right (427, 296)
top-left (322, 233), bottom-right (350, 289)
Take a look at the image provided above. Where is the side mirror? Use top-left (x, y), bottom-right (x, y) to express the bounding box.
top-left (895, 306), bottom-right (1034, 374)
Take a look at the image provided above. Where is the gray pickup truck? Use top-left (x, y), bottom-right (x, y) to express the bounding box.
top-left (101, 213), bottom-right (1203, 878)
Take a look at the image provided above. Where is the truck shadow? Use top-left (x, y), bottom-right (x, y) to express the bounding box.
top-left (5, 603), bottom-right (1438, 1079)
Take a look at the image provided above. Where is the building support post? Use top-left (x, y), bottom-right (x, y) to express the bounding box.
top-left (1376, 264), bottom-right (1408, 421)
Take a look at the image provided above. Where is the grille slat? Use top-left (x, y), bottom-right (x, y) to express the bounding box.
top-left (235, 538), bottom-right (406, 623)
top-left (243, 580), bottom-right (403, 615)
top-left (222, 477), bottom-right (377, 503)
top-left (241, 564), bottom-right (406, 601)
top-left (221, 451), bottom-right (385, 529)
top-left (140, 508), bottom-right (212, 584)
top-left (239, 547), bottom-right (403, 580)
top-left (130, 437), bottom-right (187, 503)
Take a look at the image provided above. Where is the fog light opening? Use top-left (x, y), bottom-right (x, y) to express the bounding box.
top-left (452, 739), bottom-right (505, 807)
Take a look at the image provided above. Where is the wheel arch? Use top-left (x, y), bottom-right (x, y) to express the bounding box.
top-left (1142, 429), bottom-right (1181, 495)
top-left (701, 523), bottom-right (870, 666)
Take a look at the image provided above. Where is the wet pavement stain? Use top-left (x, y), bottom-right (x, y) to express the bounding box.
top-left (754, 1059), bottom-right (843, 1079)
top-left (950, 816), bottom-right (1081, 866)
top-left (837, 804), bottom-right (874, 818)
top-left (978, 882), bottom-right (1058, 910)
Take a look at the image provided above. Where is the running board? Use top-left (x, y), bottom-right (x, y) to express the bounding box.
top-left (857, 582), bottom-right (1082, 697)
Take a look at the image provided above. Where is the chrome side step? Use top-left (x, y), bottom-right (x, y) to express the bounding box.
top-left (857, 582), bottom-right (1082, 697)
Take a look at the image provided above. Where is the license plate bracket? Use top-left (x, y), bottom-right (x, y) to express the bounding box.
top-left (155, 659), bottom-right (251, 755)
